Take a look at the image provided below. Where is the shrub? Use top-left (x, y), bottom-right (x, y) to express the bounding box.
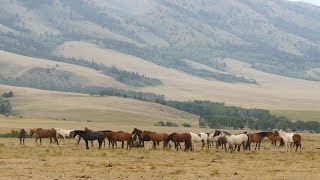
top-left (182, 123), bottom-right (191, 128)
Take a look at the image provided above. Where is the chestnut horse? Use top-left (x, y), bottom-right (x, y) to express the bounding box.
top-left (247, 132), bottom-right (270, 150)
top-left (108, 131), bottom-right (132, 149)
top-left (132, 128), bottom-right (151, 147)
top-left (72, 130), bottom-right (105, 149)
top-left (141, 131), bottom-right (169, 149)
top-left (18, 128), bottom-right (27, 145)
top-left (267, 131), bottom-right (284, 146)
top-left (165, 133), bottom-right (192, 151)
top-left (30, 128), bottom-right (59, 146)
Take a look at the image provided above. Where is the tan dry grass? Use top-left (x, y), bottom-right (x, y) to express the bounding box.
top-left (0, 131), bottom-right (319, 179)
top-left (0, 84), bottom-right (198, 129)
top-left (0, 50), bottom-right (127, 89)
top-left (55, 41), bottom-right (320, 111)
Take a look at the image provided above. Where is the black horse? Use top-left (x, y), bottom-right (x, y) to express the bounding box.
top-left (73, 130), bottom-right (105, 149)
top-left (18, 128), bottom-right (27, 145)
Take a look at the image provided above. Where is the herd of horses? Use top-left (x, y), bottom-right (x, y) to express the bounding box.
top-left (16, 127), bottom-right (302, 152)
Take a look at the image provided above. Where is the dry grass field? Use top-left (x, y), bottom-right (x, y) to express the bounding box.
top-left (0, 127), bottom-right (319, 179)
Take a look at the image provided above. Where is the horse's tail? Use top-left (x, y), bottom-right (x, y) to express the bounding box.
top-left (52, 129), bottom-right (59, 146)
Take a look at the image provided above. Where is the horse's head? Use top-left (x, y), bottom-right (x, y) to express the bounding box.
top-left (29, 129), bottom-right (34, 137)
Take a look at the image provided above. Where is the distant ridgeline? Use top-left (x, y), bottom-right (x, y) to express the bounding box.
top-left (165, 100), bottom-right (320, 133)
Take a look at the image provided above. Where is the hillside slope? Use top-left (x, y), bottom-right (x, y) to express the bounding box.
top-left (0, 84), bottom-right (197, 126)
top-left (1, 0), bottom-right (320, 81)
top-left (56, 41), bottom-right (320, 111)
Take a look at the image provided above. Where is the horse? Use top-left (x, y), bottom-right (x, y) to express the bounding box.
top-left (132, 133), bottom-right (142, 148)
top-left (18, 129), bottom-right (27, 145)
top-left (72, 130), bottom-right (105, 149)
top-left (55, 128), bottom-right (74, 143)
top-left (30, 128), bottom-right (59, 146)
top-left (219, 132), bottom-right (248, 153)
top-left (101, 130), bottom-right (113, 147)
top-left (278, 130), bottom-right (302, 151)
top-left (165, 133), bottom-right (192, 151)
top-left (132, 128), bottom-right (151, 147)
top-left (141, 131), bottom-right (169, 149)
top-left (108, 131), bottom-right (132, 149)
top-left (207, 130), bottom-right (224, 149)
top-left (76, 127), bottom-right (94, 147)
top-left (190, 132), bottom-right (208, 150)
top-left (247, 132), bottom-right (270, 150)
top-left (267, 131), bottom-right (284, 146)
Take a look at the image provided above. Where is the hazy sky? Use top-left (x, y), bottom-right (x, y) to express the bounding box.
top-left (289, 0), bottom-right (320, 6)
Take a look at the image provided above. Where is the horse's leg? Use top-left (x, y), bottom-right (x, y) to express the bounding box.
top-left (85, 140), bottom-right (89, 149)
top-left (49, 137), bottom-right (52, 145)
top-left (40, 138), bottom-right (42, 146)
top-left (19, 138), bottom-right (21, 145)
top-left (54, 136), bottom-right (59, 146)
top-left (98, 139), bottom-right (102, 149)
top-left (112, 141), bottom-right (115, 149)
top-left (91, 141), bottom-right (94, 147)
top-left (77, 137), bottom-right (81, 145)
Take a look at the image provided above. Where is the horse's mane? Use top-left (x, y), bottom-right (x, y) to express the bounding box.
top-left (258, 131), bottom-right (269, 137)
top-left (166, 132), bottom-right (177, 142)
top-left (223, 131), bottom-right (231, 135)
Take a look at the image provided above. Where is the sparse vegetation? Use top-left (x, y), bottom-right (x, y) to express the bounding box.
top-left (0, 97), bottom-right (12, 115)
top-left (0, 130), bottom-right (17, 138)
top-left (155, 121), bottom-right (178, 127)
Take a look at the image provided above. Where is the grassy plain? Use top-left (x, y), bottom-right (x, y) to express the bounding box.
top-left (0, 130), bottom-right (319, 179)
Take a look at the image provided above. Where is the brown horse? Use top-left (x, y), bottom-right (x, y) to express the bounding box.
top-left (30, 128), bottom-right (59, 146)
top-left (165, 133), bottom-right (192, 151)
top-left (292, 134), bottom-right (302, 151)
top-left (132, 128), bottom-right (151, 147)
top-left (267, 131), bottom-right (284, 146)
top-left (108, 131), bottom-right (132, 149)
top-left (247, 132), bottom-right (270, 150)
top-left (141, 131), bottom-right (169, 149)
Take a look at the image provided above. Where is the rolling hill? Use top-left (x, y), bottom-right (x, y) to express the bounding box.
top-left (0, 84), bottom-right (198, 127)
top-left (0, 0), bottom-right (320, 122)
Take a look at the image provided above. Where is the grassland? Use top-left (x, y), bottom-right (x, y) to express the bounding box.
top-left (0, 130), bottom-right (319, 179)
top-left (271, 110), bottom-right (320, 122)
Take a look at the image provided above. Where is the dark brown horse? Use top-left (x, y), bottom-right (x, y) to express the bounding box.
top-left (30, 128), bottom-right (59, 146)
top-left (165, 133), bottom-right (192, 151)
top-left (132, 128), bottom-right (151, 147)
top-left (108, 131), bottom-right (132, 149)
top-left (72, 130), bottom-right (105, 149)
top-left (267, 131), bottom-right (284, 146)
top-left (247, 132), bottom-right (270, 150)
top-left (18, 128), bottom-right (27, 145)
top-left (76, 127), bottom-right (94, 146)
top-left (101, 130), bottom-right (113, 147)
top-left (141, 131), bottom-right (169, 149)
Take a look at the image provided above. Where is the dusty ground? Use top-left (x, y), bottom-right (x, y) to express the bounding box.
top-left (0, 130), bottom-right (319, 179)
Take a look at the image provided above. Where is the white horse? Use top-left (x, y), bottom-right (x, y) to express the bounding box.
top-left (55, 128), bottom-right (74, 142)
top-left (278, 129), bottom-right (301, 151)
top-left (190, 132), bottom-right (208, 150)
top-left (207, 130), bottom-right (223, 149)
top-left (220, 132), bottom-right (248, 153)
